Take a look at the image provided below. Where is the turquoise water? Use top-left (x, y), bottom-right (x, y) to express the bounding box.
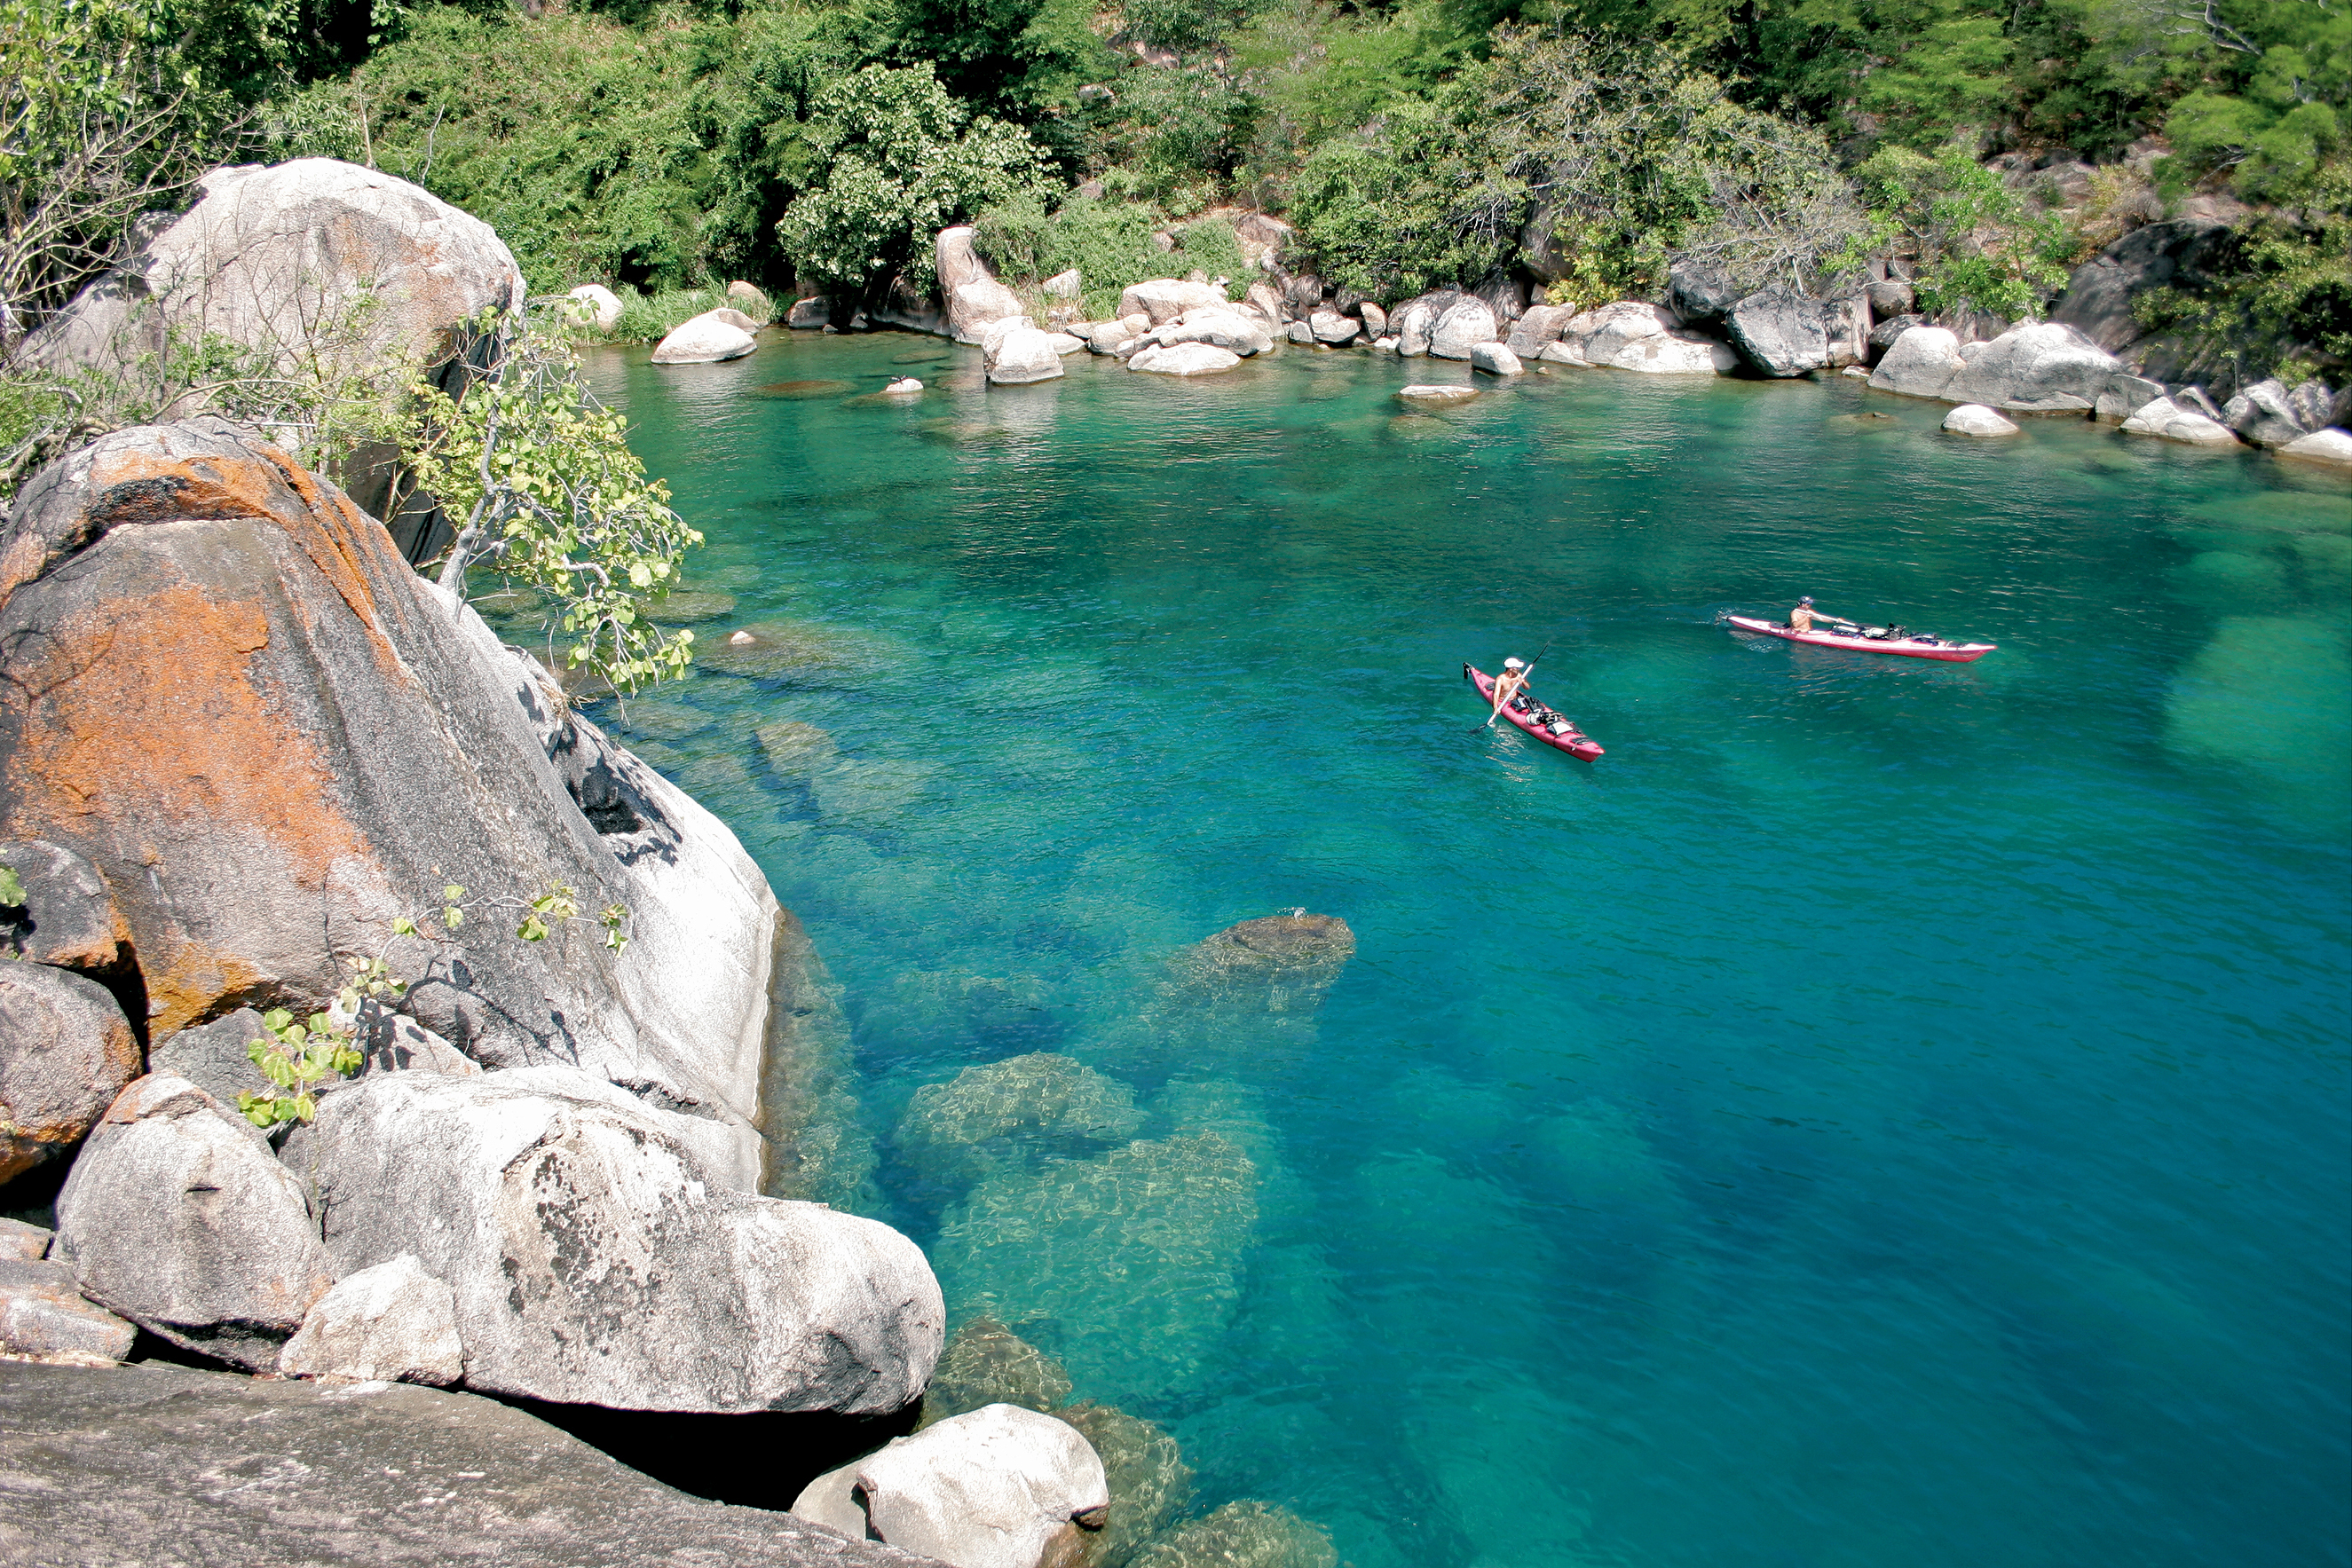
top-left (572, 335), bottom-right (2349, 1568)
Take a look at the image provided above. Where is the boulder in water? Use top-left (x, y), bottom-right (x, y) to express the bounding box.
top-left (1428, 298), bottom-right (1500, 359)
top-left (1394, 384), bottom-right (1477, 406)
top-left (652, 311), bottom-right (756, 364)
top-left (2280, 428), bottom-right (2352, 467)
top-left (1164, 912), bottom-right (1356, 1007)
top-left (897, 1052), bottom-right (1145, 1188)
top-left (987, 327), bottom-right (1067, 386)
top-left (1129, 343), bottom-right (1241, 376)
top-left (1944, 404), bottom-right (2021, 437)
top-left (1470, 342), bottom-right (1522, 376)
top-left (566, 283), bottom-right (622, 333)
top-left (1131, 1501), bottom-right (1337, 1568)
top-left (920, 1316), bottom-right (1075, 1426)
top-left (2120, 397), bottom-right (2239, 446)
top-left (1727, 288), bottom-right (1830, 376)
top-left (1117, 280), bottom-right (1227, 327)
top-left (1057, 1401), bottom-right (1194, 1568)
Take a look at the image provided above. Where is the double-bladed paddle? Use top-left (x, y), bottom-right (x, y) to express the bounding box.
top-left (1473, 636), bottom-right (1556, 732)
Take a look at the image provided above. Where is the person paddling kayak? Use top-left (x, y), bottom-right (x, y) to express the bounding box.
top-left (1788, 596), bottom-right (1844, 634)
top-left (1485, 656), bottom-right (1532, 722)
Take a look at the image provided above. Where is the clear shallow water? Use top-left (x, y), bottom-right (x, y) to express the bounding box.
top-left (568, 335), bottom-right (2349, 1568)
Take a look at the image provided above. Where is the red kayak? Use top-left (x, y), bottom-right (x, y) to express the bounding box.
top-left (1464, 664), bottom-right (1604, 760)
top-left (1723, 614), bottom-right (1994, 663)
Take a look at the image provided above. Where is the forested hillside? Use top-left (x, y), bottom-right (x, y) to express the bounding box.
top-left (5, 0), bottom-right (2347, 375)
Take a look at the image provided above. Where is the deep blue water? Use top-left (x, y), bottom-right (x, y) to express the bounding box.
top-left (567, 335), bottom-right (2350, 1568)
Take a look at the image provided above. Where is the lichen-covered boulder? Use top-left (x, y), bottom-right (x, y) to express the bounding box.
top-left (301, 1067), bottom-right (943, 1412)
top-left (1058, 1402), bottom-right (1193, 1568)
top-left (799, 1404), bottom-right (1109, 1568)
top-left (54, 1075), bottom-right (332, 1368)
top-left (898, 1053), bottom-right (1145, 1189)
top-left (1130, 1502), bottom-right (1336, 1568)
top-left (0, 421), bottom-right (787, 1189)
top-left (1667, 259), bottom-right (1739, 328)
top-left (935, 1133), bottom-right (1256, 1403)
top-left (651, 311), bottom-right (757, 364)
top-left (920, 1317), bottom-right (1075, 1426)
top-left (0, 962), bottom-right (140, 1184)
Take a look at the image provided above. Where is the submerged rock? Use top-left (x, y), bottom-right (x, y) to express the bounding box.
top-left (935, 1132), bottom-right (1256, 1404)
top-left (1944, 404), bottom-right (2021, 437)
top-left (758, 908), bottom-right (879, 1210)
top-left (647, 589), bottom-right (737, 623)
top-left (1130, 1501), bottom-right (1337, 1568)
top-left (698, 619), bottom-right (904, 681)
top-left (897, 1052), bottom-right (1145, 1188)
top-left (919, 1316), bottom-right (1075, 1426)
top-left (1058, 1401), bottom-right (1194, 1568)
top-left (1164, 912), bottom-right (1356, 1010)
top-left (1394, 385), bottom-right (1477, 406)
top-left (756, 719), bottom-right (839, 774)
top-left (1129, 343), bottom-right (1242, 377)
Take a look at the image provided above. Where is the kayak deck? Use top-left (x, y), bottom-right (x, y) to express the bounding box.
top-left (1464, 664), bottom-right (1603, 760)
top-left (1723, 614), bottom-right (1994, 662)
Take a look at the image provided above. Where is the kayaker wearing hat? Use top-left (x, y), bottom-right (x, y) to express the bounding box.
top-left (1788, 596), bottom-right (1841, 634)
top-left (1488, 656), bottom-right (1532, 721)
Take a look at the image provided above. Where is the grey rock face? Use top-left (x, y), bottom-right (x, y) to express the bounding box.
top-left (1819, 295), bottom-right (1871, 367)
top-left (0, 1362), bottom-right (942, 1567)
top-left (985, 327), bottom-right (1066, 386)
top-left (0, 839), bottom-right (129, 975)
top-left (1504, 304), bottom-right (1573, 357)
top-left (147, 1007), bottom-right (272, 1107)
top-left (815, 1404), bottom-right (1109, 1568)
top-left (0, 1258), bottom-right (136, 1365)
top-left (2052, 218), bottom-right (2235, 352)
top-left (55, 1075), bottom-right (331, 1369)
top-left (898, 1054), bottom-right (1144, 1189)
top-left (1164, 309), bottom-right (1272, 355)
top-left (1870, 326), bottom-right (1966, 398)
top-left (1943, 404), bottom-right (2021, 437)
top-left (1470, 275), bottom-right (1527, 323)
top-left (919, 1317), bottom-right (1074, 1425)
top-left (1117, 280), bottom-right (1227, 327)
top-left (2280, 428), bottom-right (2352, 466)
top-left (1391, 292), bottom-right (1462, 357)
top-left (788, 297), bottom-right (833, 329)
top-left (2093, 373), bottom-right (2167, 422)
top-left (1130, 1502), bottom-right (1336, 1568)
top-left (1356, 301), bottom-right (1387, 337)
top-left (0, 962), bottom-right (140, 1183)
top-left (1727, 288), bottom-right (1830, 377)
top-left (0, 421), bottom-right (785, 1188)
top-left (1867, 312), bottom-right (1924, 363)
top-left (277, 1253), bottom-right (464, 1386)
top-left (2287, 379), bottom-right (2336, 431)
top-left (0, 1216), bottom-right (50, 1259)
top-left (1427, 298), bottom-right (1500, 359)
top-left (1666, 259), bottom-right (1738, 327)
top-left (727, 280), bottom-right (775, 322)
top-left (304, 1068), bottom-right (943, 1413)
top-left (1469, 342), bottom-right (1522, 375)
top-left (2119, 397), bottom-right (2240, 445)
top-left (1308, 309), bottom-right (1358, 345)
top-left (1865, 279), bottom-right (1915, 319)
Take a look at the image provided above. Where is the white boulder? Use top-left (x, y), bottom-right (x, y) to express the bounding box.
top-left (651, 311), bottom-right (755, 365)
top-left (301, 1068), bottom-right (944, 1412)
top-left (1942, 321), bottom-right (2121, 412)
top-left (1395, 384), bottom-right (1479, 406)
top-left (1042, 269), bottom-right (1082, 298)
top-left (1085, 320), bottom-right (1136, 355)
top-left (1868, 325), bottom-right (1966, 398)
top-left (1470, 342), bottom-right (1523, 376)
top-left (564, 284), bottom-right (622, 333)
top-left (2120, 397), bottom-right (2241, 445)
top-left (1166, 308), bottom-right (1273, 355)
top-left (1611, 333), bottom-right (1740, 374)
top-left (277, 1253), bottom-right (464, 1386)
top-left (1309, 310), bottom-right (1359, 345)
top-left (985, 327), bottom-right (1068, 385)
top-left (1128, 343), bottom-right (1242, 376)
top-left (1117, 280), bottom-right (1227, 326)
top-left (793, 1403), bottom-right (1109, 1568)
top-left (2278, 428), bottom-right (2352, 467)
top-left (1944, 404), bottom-right (2021, 437)
top-left (1570, 301), bottom-right (1675, 363)
top-left (884, 376), bottom-right (924, 395)
top-left (1428, 298), bottom-right (1500, 359)
top-left (53, 1075), bottom-right (331, 1370)
top-left (0, 1258), bottom-right (137, 1367)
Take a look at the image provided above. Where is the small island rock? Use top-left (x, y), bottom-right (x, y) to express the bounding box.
top-left (1944, 404), bottom-right (2021, 437)
top-left (1395, 384), bottom-right (1478, 406)
top-left (651, 311), bottom-right (756, 364)
top-left (1471, 342), bottom-right (1523, 375)
top-left (1129, 343), bottom-right (1242, 376)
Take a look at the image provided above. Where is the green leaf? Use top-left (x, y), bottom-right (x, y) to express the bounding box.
top-left (0, 866), bottom-right (24, 908)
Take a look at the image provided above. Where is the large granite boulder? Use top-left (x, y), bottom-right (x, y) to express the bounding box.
top-left (0, 961), bottom-right (139, 1183)
top-left (0, 421), bottom-right (787, 1189)
top-left (1609, 333), bottom-right (1739, 374)
top-left (985, 327), bottom-right (1066, 386)
top-left (1116, 280), bottom-right (1227, 327)
top-left (1470, 342), bottom-right (1522, 375)
top-left (2093, 373), bottom-right (2168, 422)
top-left (2119, 396), bottom-right (2240, 445)
top-left (0, 1361), bottom-right (940, 1567)
top-left (652, 311), bottom-right (757, 364)
top-left (1308, 309), bottom-right (1359, 345)
top-left (0, 1258), bottom-right (138, 1366)
top-left (276, 1253), bottom-right (465, 1386)
top-left (1394, 383), bottom-right (1478, 406)
top-left (53, 1074), bottom-right (332, 1369)
top-left (2222, 377), bottom-right (2324, 448)
top-left (1576, 301), bottom-right (1677, 363)
top-left (1164, 307), bottom-right (1273, 356)
top-left (1427, 298), bottom-right (1500, 359)
top-left (1943, 404), bottom-right (2020, 437)
top-left (1941, 321), bottom-right (2122, 412)
top-left (298, 1067), bottom-right (943, 1412)
top-left (1726, 288), bottom-right (1829, 376)
top-left (2281, 428), bottom-right (2352, 467)
top-left (1868, 324), bottom-right (1967, 398)
top-left (1391, 291), bottom-right (1462, 357)
top-left (564, 284), bottom-right (622, 333)
top-left (2052, 218), bottom-right (2235, 353)
top-left (795, 1403), bottom-right (1109, 1568)
top-left (897, 1053), bottom-right (1144, 1189)
top-left (1503, 304), bottom-right (1573, 358)
top-left (20, 158), bottom-right (525, 547)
